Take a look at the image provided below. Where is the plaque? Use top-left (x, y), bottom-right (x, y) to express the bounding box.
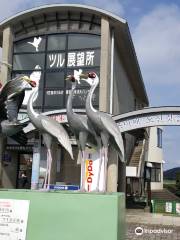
top-left (0, 199), bottom-right (30, 240)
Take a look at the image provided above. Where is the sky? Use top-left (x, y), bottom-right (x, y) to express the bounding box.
top-left (0, 0), bottom-right (180, 170)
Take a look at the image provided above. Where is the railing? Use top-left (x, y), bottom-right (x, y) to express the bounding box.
top-left (151, 199), bottom-right (180, 215)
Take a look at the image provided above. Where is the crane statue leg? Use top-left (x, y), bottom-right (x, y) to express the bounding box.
top-left (43, 150), bottom-right (49, 189)
top-left (42, 133), bottom-right (52, 190)
top-left (101, 132), bottom-right (109, 192)
top-left (95, 145), bottom-right (102, 192)
top-left (103, 147), bottom-right (108, 192)
top-left (47, 148), bottom-right (53, 189)
top-left (79, 132), bottom-right (88, 192)
top-left (80, 150), bottom-right (86, 191)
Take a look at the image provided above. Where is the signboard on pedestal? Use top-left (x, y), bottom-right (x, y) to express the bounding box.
top-left (0, 199), bottom-right (30, 240)
top-left (49, 185), bottom-right (79, 190)
top-left (84, 150), bottom-right (104, 192)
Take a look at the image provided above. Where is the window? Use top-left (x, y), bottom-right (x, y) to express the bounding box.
top-left (13, 54), bottom-right (45, 70)
top-left (45, 71), bottom-right (65, 88)
top-left (47, 35), bottom-right (66, 51)
top-left (157, 128), bottom-right (162, 148)
top-left (12, 33), bottom-right (101, 111)
top-left (68, 34), bottom-right (100, 49)
top-left (151, 163), bottom-right (161, 182)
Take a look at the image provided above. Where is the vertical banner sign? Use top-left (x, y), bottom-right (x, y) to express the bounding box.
top-left (0, 199), bottom-right (30, 240)
top-left (85, 151), bottom-right (105, 192)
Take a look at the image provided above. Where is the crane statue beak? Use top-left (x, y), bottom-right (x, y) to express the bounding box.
top-left (79, 73), bottom-right (88, 79)
top-left (21, 76), bottom-right (36, 87)
top-left (65, 75), bottom-right (76, 83)
top-left (65, 75), bottom-right (72, 81)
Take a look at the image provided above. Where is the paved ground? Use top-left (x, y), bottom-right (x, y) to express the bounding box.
top-left (126, 209), bottom-right (180, 239)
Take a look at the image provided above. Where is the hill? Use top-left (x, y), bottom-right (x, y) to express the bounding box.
top-left (164, 167), bottom-right (180, 180)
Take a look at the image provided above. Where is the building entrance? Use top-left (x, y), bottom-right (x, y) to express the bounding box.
top-left (17, 153), bottom-right (33, 189)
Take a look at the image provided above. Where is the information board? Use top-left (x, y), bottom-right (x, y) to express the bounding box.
top-left (0, 199), bottom-right (30, 240)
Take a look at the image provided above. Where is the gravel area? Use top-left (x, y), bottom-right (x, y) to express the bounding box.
top-left (126, 209), bottom-right (180, 239)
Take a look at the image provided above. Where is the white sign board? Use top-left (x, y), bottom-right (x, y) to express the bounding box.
top-left (165, 202), bottom-right (172, 213)
top-left (0, 199), bottom-right (30, 240)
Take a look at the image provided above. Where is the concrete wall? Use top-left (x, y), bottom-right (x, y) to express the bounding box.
top-left (146, 127), bottom-right (164, 190)
top-left (113, 42), bottom-right (136, 115)
top-left (147, 127), bottom-right (163, 164)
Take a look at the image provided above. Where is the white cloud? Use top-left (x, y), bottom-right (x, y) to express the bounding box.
top-left (0, 0), bottom-right (27, 21)
top-left (133, 4), bottom-right (180, 85)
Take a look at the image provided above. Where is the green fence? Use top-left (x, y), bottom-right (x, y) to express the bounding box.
top-left (151, 199), bottom-right (180, 216)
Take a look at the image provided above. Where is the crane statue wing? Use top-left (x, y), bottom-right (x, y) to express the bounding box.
top-left (6, 91), bottom-right (25, 122)
top-left (99, 113), bottom-right (125, 162)
top-left (0, 78), bottom-right (26, 122)
top-left (41, 116), bottom-right (73, 160)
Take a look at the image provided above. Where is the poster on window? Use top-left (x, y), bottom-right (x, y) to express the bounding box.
top-left (0, 199), bottom-right (30, 240)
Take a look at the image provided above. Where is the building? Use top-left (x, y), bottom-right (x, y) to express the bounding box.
top-left (0, 4), bottom-right (163, 194)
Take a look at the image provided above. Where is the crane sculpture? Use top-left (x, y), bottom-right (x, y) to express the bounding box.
top-left (66, 72), bottom-right (100, 191)
top-left (79, 72), bottom-right (125, 192)
top-left (0, 75), bottom-right (36, 144)
top-left (27, 84), bottom-right (73, 189)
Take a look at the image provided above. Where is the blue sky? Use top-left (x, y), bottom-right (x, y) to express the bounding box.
top-left (0, 0), bottom-right (180, 170)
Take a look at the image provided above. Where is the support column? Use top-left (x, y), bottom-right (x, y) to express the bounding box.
top-left (0, 135), bottom-right (5, 187)
top-left (100, 18), bottom-right (119, 192)
top-left (0, 27), bottom-right (13, 187)
top-left (99, 17), bottom-right (111, 112)
top-left (1, 26), bottom-right (13, 84)
top-left (50, 141), bottom-right (58, 185)
top-left (31, 137), bottom-right (41, 190)
top-left (118, 161), bottom-right (126, 193)
top-left (107, 146), bottom-right (118, 192)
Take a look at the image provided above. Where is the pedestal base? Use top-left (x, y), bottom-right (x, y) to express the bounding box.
top-left (0, 190), bottom-right (126, 240)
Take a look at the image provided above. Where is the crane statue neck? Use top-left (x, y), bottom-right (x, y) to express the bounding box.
top-left (27, 87), bottom-right (39, 120)
top-left (67, 83), bottom-right (76, 116)
top-left (86, 77), bottom-right (99, 113)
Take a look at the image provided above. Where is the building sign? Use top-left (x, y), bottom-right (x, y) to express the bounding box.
top-left (0, 199), bottom-right (30, 240)
top-left (47, 50), bottom-right (97, 69)
top-left (49, 114), bottom-right (67, 123)
top-left (117, 112), bottom-right (180, 132)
